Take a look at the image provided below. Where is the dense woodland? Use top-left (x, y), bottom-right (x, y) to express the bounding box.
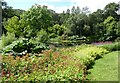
top-left (0, 0), bottom-right (120, 81)
top-left (1, 1), bottom-right (120, 43)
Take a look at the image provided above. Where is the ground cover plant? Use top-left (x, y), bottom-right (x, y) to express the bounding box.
top-left (1, 44), bottom-right (110, 81)
top-left (1, 49), bottom-right (84, 81)
top-left (97, 42), bottom-right (120, 51)
top-left (74, 46), bottom-right (109, 66)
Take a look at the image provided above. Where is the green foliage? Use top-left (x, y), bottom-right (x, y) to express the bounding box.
top-left (13, 9), bottom-right (25, 17)
top-left (98, 42), bottom-right (120, 51)
top-left (60, 40), bottom-right (74, 46)
top-left (74, 44), bottom-right (92, 51)
top-left (1, 1), bottom-right (120, 81)
top-left (0, 32), bottom-right (15, 49)
top-left (4, 16), bottom-right (22, 37)
top-left (48, 24), bottom-right (66, 38)
top-left (2, 5), bottom-right (15, 19)
top-left (2, 49), bottom-right (84, 81)
top-left (116, 21), bottom-right (120, 37)
top-left (2, 38), bottom-right (29, 53)
top-left (0, 40), bottom-right (2, 50)
top-left (58, 44), bottom-right (109, 71)
top-left (60, 36), bottom-right (86, 46)
top-left (19, 5), bottom-right (53, 38)
top-left (104, 16), bottom-right (117, 34)
top-left (87, 9), bottom-right (107, 41)
top-left (104, 2), bottom-right (119, 19)
top-left (65, 13), bottom-right (88, 36)
top-left (103, 16), bottom-right (118, 41)
top-left (2, 0), bottom-right (25, 20)
top-left (49, 35), bottom-right (87, 47)
top-left (4, 4), bottom-right (54, 38)
top-left (32, 43), bottom-right (48, 53)
top-left (2, 44), bottom-right (112, 81)
top-left (115, 37), bottom-right (120, 42)
top-left (48, 36), bottom-right (63, 47)
top-left (73, 46), bottom-right (109, 67)
top-left (2, 38), bottom-right (49, 54)
top-left (36, 29), bottom-right (49, 43)
top-left (3, 2), bottom-right (120, 44)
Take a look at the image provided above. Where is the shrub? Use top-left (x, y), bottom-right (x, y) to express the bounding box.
top-left (1, 44), bottom-right (110, 81)
top-left (2, 38), bottom-right (49, 55)
top-left (2, 49), bottom-right (84, 81)
top-left (74, 44), bottom-right (92, 52)
top-left (4, 16), bottom-right (22, 37)
top-left (98, 42), bottom-right (120, 51)
top-left (49, 37), bottom-right (61, 46)
top-left (32, 43), bottom-right (48, 53)
top-left (60, 36), bottom-right (87, 46)
top-left (2, 38), bottom-right (29, 54)
top-left (48, 24), bottom-right (67, 38)
top-left (0, 32), bottom-right (15, 49)
top-left (115, 37), bottom-right (120, 42)
top-left (73, 46), bottom-right (109, 68)
top-left (36, 29), bottom-right (49, 43)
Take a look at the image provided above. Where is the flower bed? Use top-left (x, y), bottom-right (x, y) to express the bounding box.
top-left (92, 41), bottom-right (112, 45)
top-left (1, 44), bottom-right (110, 81)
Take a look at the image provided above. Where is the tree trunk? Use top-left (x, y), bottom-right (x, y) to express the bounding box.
top-left (0, 1), bottom-right (2, 37)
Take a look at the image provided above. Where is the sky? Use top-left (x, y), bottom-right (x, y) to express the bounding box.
top-left (5, 0), bottom-right (120, 13)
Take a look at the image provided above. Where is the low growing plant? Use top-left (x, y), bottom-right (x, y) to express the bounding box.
top-left (2, 49), bottom-right (85, 81)
top-left (73, 46), bottom-right (109, 68)
top-left (98, 42), bottom-right (120, 51)
top-left (2, 38), bottom-right (49, 55)
top-left (0, 32), bottom-right (15, 50)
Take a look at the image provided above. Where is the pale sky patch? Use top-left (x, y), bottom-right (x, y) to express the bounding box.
top-left (38, 3), bottom-right (73, 13)
top-left (4, 0), bottom-right (120, 13)
top-left (70, 0), bottom-right (120, 12)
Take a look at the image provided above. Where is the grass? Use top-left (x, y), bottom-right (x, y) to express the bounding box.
top-left (87, 51), bottom-right (119, 81)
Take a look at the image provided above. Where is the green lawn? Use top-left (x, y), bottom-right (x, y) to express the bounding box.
top-left (88, 51), bottom-right (119, 81)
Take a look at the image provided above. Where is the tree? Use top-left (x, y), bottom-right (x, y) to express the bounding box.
top-left (104, 2), bottom-right (119, 20)
top-left (59, 11), bottom-right (70, 25)
top-left (66, 9), bottom-right (70, 14)
top-left (36, 29), bottom-right (49, 43)
top-left (0, 0), bottom-right (2, 37)
top-left (65, 13), bottom-right (88, 37)
top-left (83, 25), bottom-right (91, 36)
top-left (104, 16), bottom-right (117, 40)
top-left (74, 6), bottom-right (81, 14)
top-left (49, 9), bottom-right (60, 25)
top-left (71, 6), bottom-right (76, 14)
top-left (2, 0), bottom-right (25, 20)
top-left (88, 9), bottom-right (105, 36)
top-left (48, 24), bottom-right (66, 38)
top-left (19, 4), bottom-right (54, 38)
top-left (116, 21), bottom-right (120, 37)
top-left (13, 9), bottom-right (25, 17)
top-left (71, 6), bottom-right (81, 14)
top-left (81, 6), bottom-right (90, 14)
top-left (4, 16), bottom-right (22, 37)
top-left (1, 0), bottom-right (25, 34)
